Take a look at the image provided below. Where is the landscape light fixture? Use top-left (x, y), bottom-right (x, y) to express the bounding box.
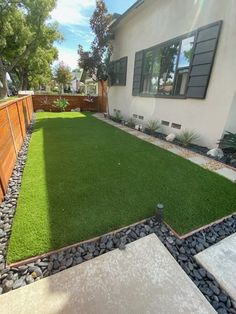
top-left (156, 203), bottom-right (164, 222)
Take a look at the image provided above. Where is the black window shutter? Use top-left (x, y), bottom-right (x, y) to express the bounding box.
top-left (186, 21), bottom-right (222, 99)
top-left (119, 57), bottom-right (128, 86)
top-left (132, 50), bottom-right (144, 96)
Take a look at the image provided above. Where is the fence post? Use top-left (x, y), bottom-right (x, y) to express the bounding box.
top-left (6, 106), bottom-right (17, 155)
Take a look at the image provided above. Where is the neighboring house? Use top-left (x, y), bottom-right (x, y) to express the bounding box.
top-left (70, 69), bottom-right (83, 93)
top-left (108, 0), bottom-right (236, 148)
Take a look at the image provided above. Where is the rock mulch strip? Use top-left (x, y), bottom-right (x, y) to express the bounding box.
top-left (0, 115), bottom-right (236, 314)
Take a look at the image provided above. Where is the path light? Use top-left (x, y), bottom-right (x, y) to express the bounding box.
top-left (156, 203), bottom-right (164, 222)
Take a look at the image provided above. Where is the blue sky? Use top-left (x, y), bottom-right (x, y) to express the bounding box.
top-left (51, 0), bottom-right (136, 70)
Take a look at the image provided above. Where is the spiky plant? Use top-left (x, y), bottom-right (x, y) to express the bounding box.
top-left (127, 117), bottom-right (136, 128)
top-left (146, 120), bottom-right (160, 134)
top-left (178, 130), bottom-right (199, 147)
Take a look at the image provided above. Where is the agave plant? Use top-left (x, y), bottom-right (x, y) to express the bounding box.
top-left (178, 130), bottom-right (199, 147)
top-left (218, 132), bottom-right (236, 152)
top-left (113, 111), bottom-right (123, 123)
top-left (146, 120), bottom-right (160, 134)
top-left (127, 117), bottom-right (136, 128)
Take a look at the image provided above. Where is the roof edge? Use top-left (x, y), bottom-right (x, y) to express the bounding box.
top-left (110, 0), bottom-right (144, 30)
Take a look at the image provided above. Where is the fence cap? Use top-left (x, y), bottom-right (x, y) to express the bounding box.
top-left (18, 90), bottom-right (34, 95)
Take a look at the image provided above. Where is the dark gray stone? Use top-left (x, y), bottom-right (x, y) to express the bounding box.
top-left (84, 254), bottom-right (93, 261)
top-left (66, 257), bottom-right (73, 268)
top-left (209, 282), bottom-right (220, 295)
top-left (13, 278), bottom-right (25, 289)
top-left (53, 260), bottom-right (60, 270)
top-left (218, 293), bottom-right (228, 303)
top-left (178, 254), bottom-right (188, 262)
top-left (3, 280), bottom-right (14, 292)
top-left (26, 275), bottom-right (34, 284)
top-left (217, 308), bottom-right (228, 314)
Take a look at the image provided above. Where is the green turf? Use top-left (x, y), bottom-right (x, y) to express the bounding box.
top-left (7, 112), bottom-right (236, 262)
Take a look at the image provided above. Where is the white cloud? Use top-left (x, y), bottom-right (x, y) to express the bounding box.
top-left (51, 0), bottom-right (95, 25)
top-left (54, 47), bottom-right (79, 70)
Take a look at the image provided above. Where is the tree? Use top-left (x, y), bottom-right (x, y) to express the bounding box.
top-left (0, 0), bottom-right (61, 98)
top-left (78, 0), bottom-right (112, 82)
top-left (53, 62), bottom-right (73, 93)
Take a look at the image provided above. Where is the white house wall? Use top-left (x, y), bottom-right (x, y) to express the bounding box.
top-left (108, 0), bottom-right (236, 148)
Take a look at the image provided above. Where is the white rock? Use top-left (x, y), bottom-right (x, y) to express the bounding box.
top-left (207, 148), bottom-right (224, 159)
top-left (166, 133), bottom-right (176, 142)
top-left (135, 124), bottom-right (139, 130)
top-left (71, 109), bottom-right (75, 112)
top-left (36, 109), bottom-right (44, 113)
top-left (74, 108), bottom-right (81, 112)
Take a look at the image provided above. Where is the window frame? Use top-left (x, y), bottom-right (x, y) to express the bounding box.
top-left (110, 56), bottom-right (128, 86)
top-left (139, 30), bottom-right (197, 99)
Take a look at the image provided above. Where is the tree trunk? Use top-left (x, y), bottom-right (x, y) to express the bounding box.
top-left (0, 69), bottom-right (8, 99)
top-left (22, 74), bottom-right (29, 90)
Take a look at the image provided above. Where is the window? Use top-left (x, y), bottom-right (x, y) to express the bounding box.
top-left (133, 21), bottom-right (222, 99)
top-left (174, 36), bottom-right (194, 96)
top-left (140, 34), bottom-right (195, 97)
top-left (109, 57), bottom-right (128, 86)
top-left (158, 42), bottom-right (179, 96)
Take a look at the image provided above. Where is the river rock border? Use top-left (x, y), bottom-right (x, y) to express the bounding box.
top-left (0, 116), bottom-right (236, 314)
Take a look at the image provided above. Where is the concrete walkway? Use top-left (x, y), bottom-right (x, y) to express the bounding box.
top-left (93, 113), bottom-right (236, 183)
top-left (195, 233), bottom-right (236, 302)
top-left (0, 234), bottom-right (215, 314)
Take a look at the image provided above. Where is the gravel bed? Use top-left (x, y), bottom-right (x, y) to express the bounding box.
top-left (0, 117), bottom-right (236, 314)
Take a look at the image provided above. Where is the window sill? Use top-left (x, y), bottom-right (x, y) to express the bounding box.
top-left (139, 93), bottom-right (186, 99)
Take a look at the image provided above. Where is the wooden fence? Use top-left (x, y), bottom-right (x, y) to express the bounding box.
top-left (32, 94), bottom-right (101, 112)
top-left (0, 96), bottom-right (33, 202)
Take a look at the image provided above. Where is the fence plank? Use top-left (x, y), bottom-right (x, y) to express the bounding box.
top-left (0, 95), bottom-right (33, 202)
top-left (31, 94), bottom-right (100, 112)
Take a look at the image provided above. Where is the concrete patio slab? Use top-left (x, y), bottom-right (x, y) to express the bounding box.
top-left (0, 234), bottom-right (215, 314)
top-left (195, 233), bottom-right (236, 301)
top-left (168, 147), bottom-right (183, 156)
top-left (188, 156), bottom-right (208, 166)
top-left (214, 167), bottom-right (236, 183)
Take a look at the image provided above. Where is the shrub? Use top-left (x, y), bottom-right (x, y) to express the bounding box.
top-left (113, 111), bottom-right (123, 123)
top-left (146, 120), bottom-right (160, 134)
top-left (127, 117), bottom-right (136, 128)
top-left (53, 98), bottom-right (69, 112)
top-left (178, 130), bottom-right (199, 147)
top-left (218, 132), bottom-right (236, 152)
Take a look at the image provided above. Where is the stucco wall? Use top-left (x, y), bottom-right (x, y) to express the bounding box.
top-left (108, 0), bottom-right (236, 148)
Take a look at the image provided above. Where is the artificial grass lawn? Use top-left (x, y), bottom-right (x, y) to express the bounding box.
top-left (7, 112), bottom-right (236, 262)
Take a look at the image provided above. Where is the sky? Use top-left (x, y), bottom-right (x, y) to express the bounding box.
top-left (51, 0), bottom-right (136, 70)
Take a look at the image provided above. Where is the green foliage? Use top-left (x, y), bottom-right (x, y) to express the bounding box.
top-left (53, 98), bottom-right (69, 112)
top-left (127, 117), bottom-right (136, 128)
top-left (218, 132), bottom-right (236, 152)
top-left (0, 0), bottom-right (61, 98)
top-left (113, 111), bottom-right (122, 122)
top-left (54, 62), bottom-right (73, 93)
top-left (7, 112), bottom-right (236, 262)
top-left (78, 0), bottom-right (112, 81)
top-left (146, 120), bottom-right (160, 133)
top-left (178, 130), bottom-right (199, 147)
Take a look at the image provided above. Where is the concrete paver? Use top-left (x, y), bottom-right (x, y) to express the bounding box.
top-left (0, 234), bottom-right (216, 314)
top-left (214, 168), bottom-right (236, 183)
top-left (195, 233), bottom-right (236, 301)
top-left (188, 156), bottom-right (208, 166)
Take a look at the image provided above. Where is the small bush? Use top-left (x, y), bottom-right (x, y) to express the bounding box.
top-left (113, 111), bottom-right (123, 123)
top-left (218, 132), bottom-right (236, 152)
top-left (146, 120), bottom-right (160, 134)
top-left (53, 98), bottom-right (69, 111)
top-left (178, 130), bottom-right (199, 147)
top-left (127, 117), bottom-right (136, 128)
